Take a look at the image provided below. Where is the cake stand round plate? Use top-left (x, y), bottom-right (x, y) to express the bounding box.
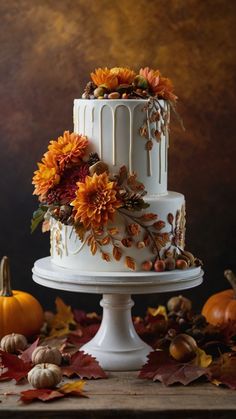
top-left (33, 257), bottom-right (203, 371)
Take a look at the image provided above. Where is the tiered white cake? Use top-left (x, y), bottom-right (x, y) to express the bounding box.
top-left (51, 99), bottom-right (186, 272)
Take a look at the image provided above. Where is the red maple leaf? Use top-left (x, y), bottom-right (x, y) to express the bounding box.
top-left (208, 352), bottom-right (236, 389)
top-left (62, 351), bottom-right (107, 379)
top-left (20, 389), bottom-right (64, 403)
top-left (20, 338), bottom-right (39, 364)
top-left (139, 350), bottom-right (208, 386)
top-left (20, 380), bottom-right (87, 403)
top-left (67, 324), bottom-right (100, 347)
top-left (0, 350), bottom-right (31, 382)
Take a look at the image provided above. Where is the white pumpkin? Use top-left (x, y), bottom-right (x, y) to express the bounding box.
top-left (28, 363), bottom-right (62, 388)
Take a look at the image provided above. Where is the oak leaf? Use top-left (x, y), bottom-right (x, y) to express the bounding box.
top-left (0, 350), bottom-right (31, 382)
top-left (62, 351), bottom-right (107, 379)
top-left (139, 350), bottom-right (208, 386)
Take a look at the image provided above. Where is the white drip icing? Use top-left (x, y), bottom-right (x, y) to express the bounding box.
top-left (91, 106), bottom-right (94, 137)
top-left (83, 105), bottom-right (87, 134)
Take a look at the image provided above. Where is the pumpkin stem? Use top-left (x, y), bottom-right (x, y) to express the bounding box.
top-left (0, 256), bottom-right (13, 297)
top-left (224, 270), bottom-right (236, 297)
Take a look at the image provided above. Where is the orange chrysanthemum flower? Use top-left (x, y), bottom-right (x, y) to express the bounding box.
top-left (48, 131), bottom-right (88, 170)
top-left (32, 152), bottom-right (60, 201)
top-left (71, 172), bottom-right (122, 229)
top-left (90, 67), bottom-right (118, 90)
top-left (139, 67), bottom-right (177, 101)
top-left (154, 76), bottom-right (178, 101)
top-left (110, 67), bottom-right (136, 85)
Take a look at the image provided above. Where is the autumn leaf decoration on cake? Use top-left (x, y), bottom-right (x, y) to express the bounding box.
top-left (32, 130), bottom-right (200, 271)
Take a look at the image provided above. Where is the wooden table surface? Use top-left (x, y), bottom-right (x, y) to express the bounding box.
top-left (0, 371), bottom-right (235, 419)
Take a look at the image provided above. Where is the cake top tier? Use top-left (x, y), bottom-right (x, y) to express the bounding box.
top-left (81, 66), bottom-right (177, 102)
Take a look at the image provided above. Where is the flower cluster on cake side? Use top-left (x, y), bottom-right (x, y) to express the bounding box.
top-left (31, 129), bottom-right (201, 272)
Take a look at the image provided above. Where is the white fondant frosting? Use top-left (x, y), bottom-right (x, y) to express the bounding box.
top-left (50, 97), bottom-right (188, 272)
top-left (51, 192), bottom-right (185, 272)
top-left (73, 99), bottom-right (168, 196)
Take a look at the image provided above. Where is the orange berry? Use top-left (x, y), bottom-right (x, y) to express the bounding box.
top-left (141, 261), bottom-right (153, 271)
top-left (154, 259), bottom-right (166, 272)
top-left (176, 259), bottom-right (188, 270)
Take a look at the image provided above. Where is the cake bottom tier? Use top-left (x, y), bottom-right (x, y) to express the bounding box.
top-left (50, 191), bottom-right (186, 272)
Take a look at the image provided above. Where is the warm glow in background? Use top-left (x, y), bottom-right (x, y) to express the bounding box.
top-left (0, 0), bottom-right (235, 312)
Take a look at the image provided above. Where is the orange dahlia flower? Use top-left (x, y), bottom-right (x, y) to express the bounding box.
top-left (32, 152), bottom-right (60, 201)
top-left (90, 67), bottom-right (118, 90)
top-left (139, 67), bottom-right (177, 101)
top-left (71, 172), bottom-right (122, 229)
top-left (48, 131), bottom-right (88, 170)
top-left (110, 67), bottom-right (136, 85)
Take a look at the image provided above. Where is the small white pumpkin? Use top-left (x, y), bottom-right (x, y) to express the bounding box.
top-left (28, 363), bottom-right (62, 389)
top-left (32, 345), bottom-right (62, 366)
top-left (0, 333), bottom-right (27, 353)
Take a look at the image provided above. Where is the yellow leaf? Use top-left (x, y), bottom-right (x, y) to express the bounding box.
top-left (59, 380), bottom-right (86, 395)
top-left (192, 348), bottom-right (212, 368)
top-left (50, 297), bottom-right (76, 337)
top-left (147, 306), bottom-right (168, 320)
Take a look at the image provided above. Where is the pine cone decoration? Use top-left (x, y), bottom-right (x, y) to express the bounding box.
top-left (120, 191), bottom-right (149, 211)
top-left (87, 152), bottom-right (100, 166)
top-left (83, 81), bottom-right (96, 98)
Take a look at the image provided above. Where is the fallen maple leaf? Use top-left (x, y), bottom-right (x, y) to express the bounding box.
top-left (50, 297), bottom-right (76, 337)
top-left (62, 351), bottom-right (107, 379)
top-left (20, 338), bottom-right (39, 364)
top-left (139, 350), bottom-right (208, 386)
top-left (59, 380), bottom-right (87, 396)
top-left (19, 380), bottom-right (87, 403)
top-left (0, 350), bottom-right (31, 382)
top-left (20, 389), bottom-right (64, 403)
top-left (208, 352), bottom-right (236, 390)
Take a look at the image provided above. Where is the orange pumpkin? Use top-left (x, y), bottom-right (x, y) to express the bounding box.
top-left (0, 256), bottom-right (44, 338)
top-left (202, 270), bottom-right (236, 326)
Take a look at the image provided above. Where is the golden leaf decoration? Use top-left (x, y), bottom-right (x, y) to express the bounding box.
top-left (101, 236), bottom-right (111, 245)
top-left (113, 246), bottom-right (122, 261)
top-left (102, 252), bottom-right (110, 262)
top-left (108, 227), bottom-right (119, 236)
top-left (125, 256), bottom-right (136, 271)
top-left (140, 213), bottom-right (158, 221)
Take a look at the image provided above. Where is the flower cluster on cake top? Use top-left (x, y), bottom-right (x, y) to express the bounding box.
top-left (82, 67), bottom-right (177, 102)
top-left (32, 131), bottom-right (201, 272)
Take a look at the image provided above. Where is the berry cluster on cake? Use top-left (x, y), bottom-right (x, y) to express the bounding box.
top-left (32, 67), bottom-right (201, 273)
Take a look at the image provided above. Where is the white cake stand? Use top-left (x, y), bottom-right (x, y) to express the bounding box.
top-left (32, 257), bottom-right (203, 371)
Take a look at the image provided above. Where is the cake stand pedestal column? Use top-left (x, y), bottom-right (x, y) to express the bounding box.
top-left (81, 294), bottom-right (152, 370)
top-left (33, 257), bottom-right (203, 371)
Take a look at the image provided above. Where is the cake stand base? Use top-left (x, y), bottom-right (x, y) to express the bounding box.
top-left (81, 294), bottom-right (152, 371)
top-left (33, 257), bottom-right (203, 371)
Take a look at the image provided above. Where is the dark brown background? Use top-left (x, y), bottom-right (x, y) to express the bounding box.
top-left (0, 0), bottom-right (236, 313)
